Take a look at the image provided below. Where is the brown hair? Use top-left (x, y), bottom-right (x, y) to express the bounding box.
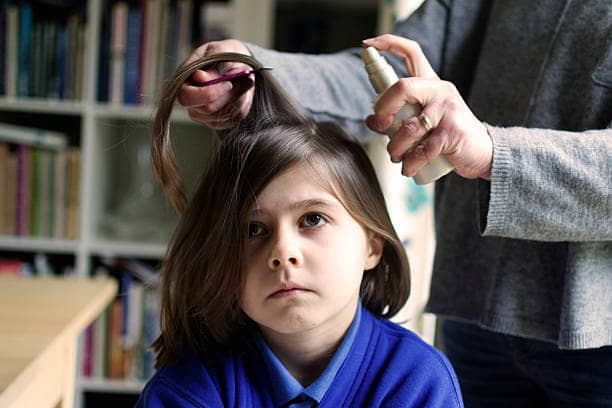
top-left (151, 53), bottom-right (410, 367)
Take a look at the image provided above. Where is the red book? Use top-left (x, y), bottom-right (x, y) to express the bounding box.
top-left (0, 259), bottom-right (23, 275)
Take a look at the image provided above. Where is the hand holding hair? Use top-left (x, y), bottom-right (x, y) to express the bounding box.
top-left (177, 39), bottom-right (255, 129)
top-left (363, 34), bottom-right (493, 180)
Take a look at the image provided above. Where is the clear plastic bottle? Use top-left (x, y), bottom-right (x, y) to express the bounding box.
top-left (361, 46), bottom-right (454, 185)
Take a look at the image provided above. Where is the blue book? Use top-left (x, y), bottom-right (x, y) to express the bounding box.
top-left (17, 3), bottom-right (32, 97)
top-left (56, 25), bottom-right (67, 99)
top-left (123, 4), bottom-right (141, 105)
top-left (120, 270), bottom-right (133, 340)
top-left (96, 0), bottom-right (110, 102)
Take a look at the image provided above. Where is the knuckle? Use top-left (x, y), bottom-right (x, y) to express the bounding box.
top-left (400, 118), bottom-right (420, 135)
top-left (413, 143), bottom-right (429, 162)
top-left (442, 80), bottom-right (458, 94)
top-left (177, 91), bottom-right (189, 107)
top-left (396, 77), bottom-right (413, 94)
top-left (406, 39), bottom-right (421, 53)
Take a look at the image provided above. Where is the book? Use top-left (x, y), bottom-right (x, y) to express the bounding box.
top-left (28, 147), bottom-right (40, 236)
top-left (3, 149), bottom-right (17, 235)
top-left (55, 24), bottom-right (67, 99)
top-left (109, 1), bottom-right (128, 105)
top-left (141, 285), bottom-right (160, 379)
top-left (123, 275), bottom-right (144, 379)
top-left (123, 4), bottom-right (142, 105)
top-left (176, 0), bottom-right (192, 64)
top-left (107, 298), bottom-right (125, 378)
top-left (92, 265), bottom-right (110, 378)
top-left (0, 0), bottom-right (7, 96)
top-left (82, 324), bottom-right (94, 377)
top-left (37, 149), bottom-right (51, 237)
top-left (16, 145), bottom-right (29, 236)
top-left (74, 21), bottom-right (85, 100)
top-left (65, 147), bottom-right (80, 240)
top-left (0, 143), bottom-right (8, 234)
top-left (5, 4), bottom-right (18, 98)
top-left (17, 3), bottom-right (32, 97)
top-left (0, 259), bottom-right (23, 275)
top-left (97, 0), bottom-right (111, 102)
top-left (53, 148), bottom-right (66, 239)
top-left (138, 0), bottom-right (163, 104)
top-left (65, 13), bottom-right (79, 100)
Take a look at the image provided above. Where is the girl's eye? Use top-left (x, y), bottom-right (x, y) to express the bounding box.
top-left (248, 223), bottom-right (266, 238)
top-left (302, 213), bottom-right (327, 228)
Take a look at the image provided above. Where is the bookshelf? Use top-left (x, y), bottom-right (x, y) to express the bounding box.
top-left (0, 0), bottom-right (382, 406)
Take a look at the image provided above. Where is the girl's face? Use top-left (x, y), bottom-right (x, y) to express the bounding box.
top-left (240, 162), bottom-right (383, 343)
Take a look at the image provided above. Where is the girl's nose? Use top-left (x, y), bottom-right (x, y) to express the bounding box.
top-left (268, 231), bottom-right (303, 270)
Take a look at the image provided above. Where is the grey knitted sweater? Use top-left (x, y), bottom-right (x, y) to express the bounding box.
top-left (248, 0), bottom-right (612, 349)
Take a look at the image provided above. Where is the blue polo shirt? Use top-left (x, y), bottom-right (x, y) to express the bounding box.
top-left (254, 303), bottom-right (361, 407)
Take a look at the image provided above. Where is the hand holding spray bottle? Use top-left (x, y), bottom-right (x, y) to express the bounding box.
top-left (361, 47), bottom-right (454, 185)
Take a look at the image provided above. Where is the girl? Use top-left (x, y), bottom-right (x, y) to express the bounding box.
top-left (136, 54), bottom-right (462, 407)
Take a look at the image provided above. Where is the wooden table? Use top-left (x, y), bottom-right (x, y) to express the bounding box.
top-left (0, 275), bottom-right (117, 408)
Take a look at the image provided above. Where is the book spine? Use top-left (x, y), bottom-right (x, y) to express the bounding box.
top-left (0, 0), bottom-right (7, 96)
top-left (5, 5), bottom-right (19, 98)
top-left (16, 145), bottom-right (29, 236)
top-left (65, 147), bottom-right (80, 240)
top-left (53, 148), bottom-right (66, 239)
top-left (4, 152), bottom-right (17, 235)
top-left (109, 2), bottom-right (128, 105)
top-left (0, 143), bottom-right (8, 234)
top-left (123, 4), bottom-right (142, 105)
top-left (17, 3), bottom-right (32, 97)
top-left (28, 148), bottom-right (39, 236)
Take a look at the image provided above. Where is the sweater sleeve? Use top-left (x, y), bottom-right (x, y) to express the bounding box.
top-left (478, 124), bottom-right (612, 241)
top-left (245, 44), bottom-right (378, 141)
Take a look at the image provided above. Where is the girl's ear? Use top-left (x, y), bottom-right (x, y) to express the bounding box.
top-left (364, 232), bottom-right (384, 270)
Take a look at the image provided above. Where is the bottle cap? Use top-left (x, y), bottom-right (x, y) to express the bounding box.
top-left (360, 47), bottom-right (399, 94)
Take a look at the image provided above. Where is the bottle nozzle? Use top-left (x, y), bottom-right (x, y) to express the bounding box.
top-left (360, 47), bottom-right (399, 94)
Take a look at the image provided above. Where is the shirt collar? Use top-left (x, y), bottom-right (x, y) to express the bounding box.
top-left (255, 303), bottom-right (362, 407)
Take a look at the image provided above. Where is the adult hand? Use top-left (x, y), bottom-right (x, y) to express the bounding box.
top-left (177, 39), bottom-right (254, 129)
top-left (362, 34), bottom-right (493, 180)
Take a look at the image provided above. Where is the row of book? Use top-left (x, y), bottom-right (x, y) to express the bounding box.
top-left (0, 1), bottom-right (87, 100)
top-left (82, 258), bottom-right (160, 381)
top-left (0, 253), bottom-right (74, 276)
top-left (0, 122), bottom-right (80, 239)
top-left (98, 0), bottom-right (231, 105)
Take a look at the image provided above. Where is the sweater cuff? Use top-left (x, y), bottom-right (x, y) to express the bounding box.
top-left (479, 124), bottom-right (513, 236)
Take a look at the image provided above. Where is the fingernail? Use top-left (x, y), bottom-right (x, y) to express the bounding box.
top-left (362, 38), bottom-right (375, 44)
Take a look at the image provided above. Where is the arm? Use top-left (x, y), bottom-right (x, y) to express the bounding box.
top-left (245, 45), bottom-right (376, 140)
top-left (479, 125), bottom-right (612, 241)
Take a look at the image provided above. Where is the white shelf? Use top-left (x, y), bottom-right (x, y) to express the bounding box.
top-left (0, 236), bottom-right (79, 254)
top-left (78, 378), bottom-right (145, 394)
top-left (0, 98), bottom-right (85, 115)
top-left (88, 240), bottom-right (167, 260)
top-left (93, 103), bottom-right (192, 123)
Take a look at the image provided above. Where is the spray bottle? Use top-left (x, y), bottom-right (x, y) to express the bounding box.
top-left (361, 46), bottom-right (454, 185)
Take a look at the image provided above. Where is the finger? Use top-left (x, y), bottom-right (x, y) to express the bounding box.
top-left (401, 127), bottom-right (447, 176)
top-left (373, 77), bottom-right (438, 119)
top-left (363, 34), bottom-right (438, 80)
top-left (182, 43), bottom-right (210, 66)
top-left (186, 80), bottom-right (254, 128)
top-left (366, 114), bottom-right (395, 134)
top-left (178, 80), bottom-right (234, 109)
top-left (386, 105), bottom-right (440, 162)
